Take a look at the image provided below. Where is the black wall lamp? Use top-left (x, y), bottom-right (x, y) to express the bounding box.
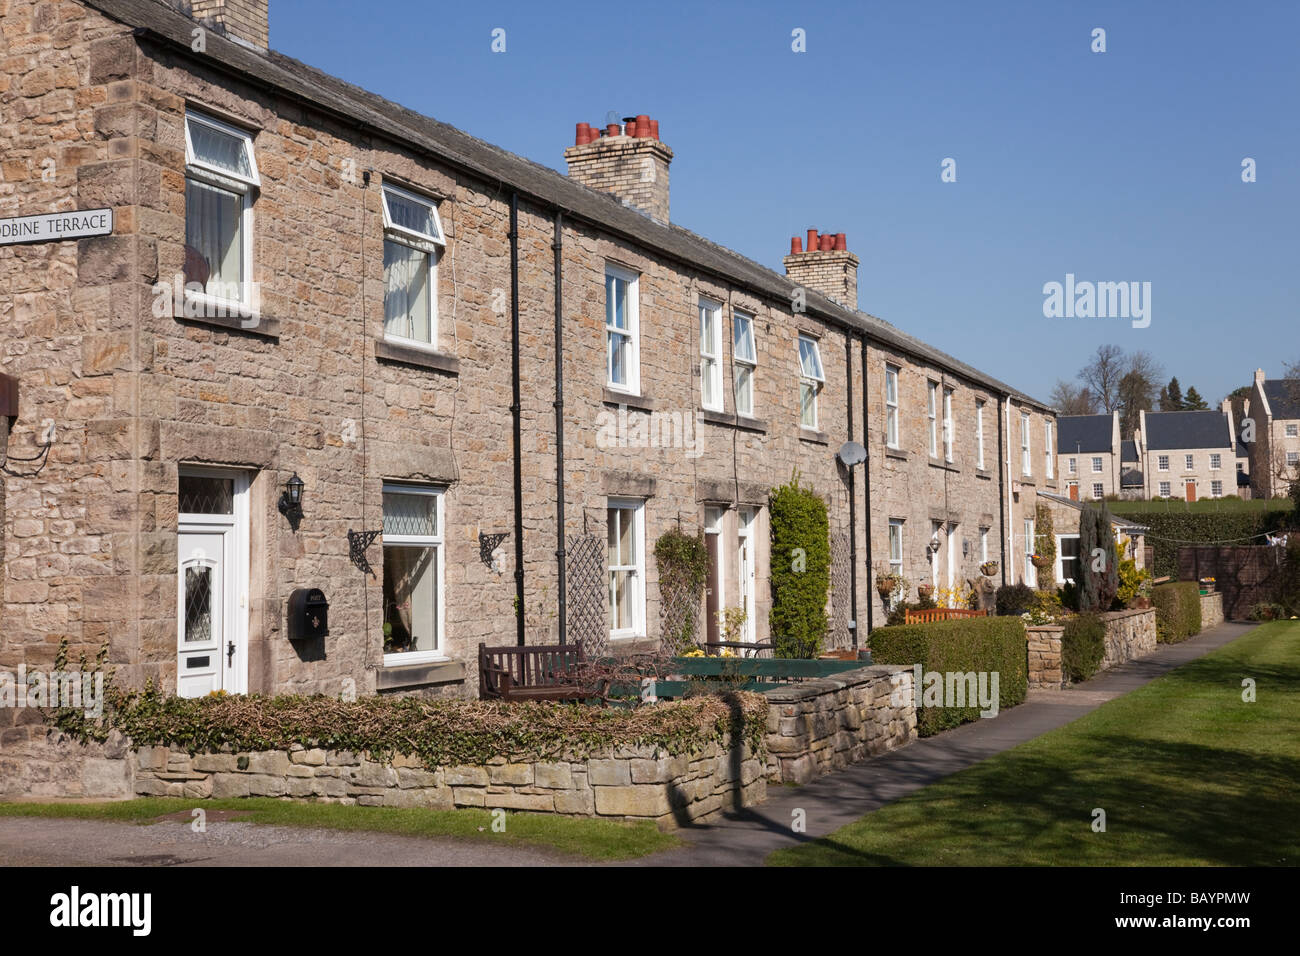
top-left (279, 472), bottom-right (305, 530)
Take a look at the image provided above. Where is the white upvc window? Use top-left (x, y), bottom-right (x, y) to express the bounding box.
top-left (1092, 456), bottom-right (1103, 473)
top-left (1092, 482), bottom-right (1104, 500)
top-left (885, 365), bottom-right (901, 448)
top-left (942, 386), bottom-right (954, 462)
top-left (1287, 424), bottom-right (1299, 438)
top-left (1056, 533), bottom-right (1081, 585)
top-left (975, 399), bottom-right (986, 469)
top-left (1023, 517), bottom-right (1036, 587)
top-left (1045, 421), bottom-right (1055, 478)
top-left (732, 310), bottom-right (756, 417)
top-left (1210, 453), bottom-right (1222, 470)
top-left (1158, 455), bottom-right (1170, 471)
top-left (699, 298), bottom-right (723, 411)
top-left (1020, 412), bottom-right (1032, 476)
top-left (1211, 480), bottom-right (1224, 497)
top-left (888, 518), bottom-right (904, 573)
top-left (797, 334), bottom-right (824, 429)
top-left (607, 498), bottom-right (646, 638)
top-left (1068, 457), bottom-right (1077, 474)
top-left (381, 184), bottom-right (444, 349)
top-left (184, 110), bottom-right (260, 314)
top-left (1159, 481), bottom-right (1172, 497)
top-left (605, 265), bottom-right (640, 393)
top-left (382, 484), bottom-right (446, 665)
top-left (979, 526), bottom-right (989, 563)
top-left (1185, 454), bottom-right (1195, 471)
top-left (927, 381), bottom-right (939, 457)
top-left (1288, 451), bottom-right (1300, 466)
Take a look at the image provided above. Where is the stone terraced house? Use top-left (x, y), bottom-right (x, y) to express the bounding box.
top-left (0, 0), bottom-right (1057, 709)
top-left (1231, 369), bottom-right (1300, 500)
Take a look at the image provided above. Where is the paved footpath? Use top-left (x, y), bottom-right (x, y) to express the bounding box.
top-left (624, 619), bottom-right (1257, 867)
top-left (0, 621), bottom-right (1254, 867)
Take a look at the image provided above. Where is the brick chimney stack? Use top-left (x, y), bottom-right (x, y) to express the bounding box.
top-left (564, 116), bottom-right (673, 222)
top-left (173, 1), bottom-right (269, 50)
top-left (783, 230), bottom-right (859, 311)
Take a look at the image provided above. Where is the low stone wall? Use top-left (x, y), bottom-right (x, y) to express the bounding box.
top-left (1200, 591), bottom-right (1224, 630)
top-left (133, 735), bottom-right (766, 827)
top-left (1026, 625), bottom-right (1065, 689)
top-left (0, 723), bottom-right (133, 801)
top-left (764, 664), bottom-right (916, 784)
top-left (1101, 608), bottom-right (1157, 669)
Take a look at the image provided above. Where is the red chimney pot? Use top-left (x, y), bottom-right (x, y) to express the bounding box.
top-left (833, 233), bottom-right (847, 251)
top-left (635, 115), bottom-right (651, 138)
top-left (606, 123), bottom-right (621, 137)
top-left (806, 229), bottom-right (818, 252)
top-left (790, 237), bottom-right (803, 255)
top-left (649, 119), bottom-right (660, 140)
top-left (819, 234), bottom-right (833, 251)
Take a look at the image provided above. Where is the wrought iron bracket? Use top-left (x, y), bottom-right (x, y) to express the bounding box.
top-left (479, 531), bottom-right (510, 570)
top-left (348, 528), bottom-right (382, 576)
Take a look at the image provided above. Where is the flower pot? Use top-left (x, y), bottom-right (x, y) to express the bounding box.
top-left (1031, 555), bottom-right (1053, 570)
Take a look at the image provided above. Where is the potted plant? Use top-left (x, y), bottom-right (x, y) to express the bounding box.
top-left (1031, 552), bottom-right (1053, 570)
top-left (917, 582), bottom-right (935, 600)
top-left (979, 560), bottom-right (999, 577)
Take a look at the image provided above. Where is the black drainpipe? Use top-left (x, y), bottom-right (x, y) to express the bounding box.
top-left (997, 395), bottom-right (1007, 590)
top-left (861, 337), bottom-right (873, 634)
top-left (552, 210), bottom-right (567, 643)
top-left (509, 193), bottom-right (525, 645)
top-left (845, 337), bottom-right (858, 649)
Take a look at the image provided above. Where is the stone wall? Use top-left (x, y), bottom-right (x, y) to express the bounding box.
top-left (764, 663), bottom-right (916, 783)
top-left (1199, 591), bottom-right (1224, 630)
top-left (0, 725), bottom-right (133, 801)
top-left (1026, 623), bottom-right (1064, 689)
top-left (133, 736), bottom-right (765, 827)
top-left (1101, 608), bottom-right (1157, 669)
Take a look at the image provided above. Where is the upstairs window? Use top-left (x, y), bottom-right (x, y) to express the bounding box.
top-left (1158, 455), bottom-right (1170, 471)
top-left (1092, 456), bottom-right (1103, 473)
top-left (184, 111), bottom-right (259, 312)
top-left (733, 311), bottom-right (756, 417)
top-left (1185, 454), bottom-right (1195, 471)
top-left (382, 185), bottom-right (444, 349)
top-left (927, 381), bottom-right (939, 457)
top-left (1020, 412), bottom-right (1032, 476)
top-left (1068, 457), bottom-right (1077, 474)
top-left (1210, 453), bottom-right (1222, 470)
top-left (699, 299), bottom-right (723, 411)
top-left (1045, 421), bottom-right (1055, 477)
top-left (797, 334), bottom-right (824, 429)
top-left (975, 398), bottom-right (985, 469)
top-left (605, 265), bottom-right (640, 393)
top-left (1288, 424), bottom-right (1299, 438)
top-left (885, 365), bottom-right (901, 449)
top-left (942, 387), bottom-right (954, 462)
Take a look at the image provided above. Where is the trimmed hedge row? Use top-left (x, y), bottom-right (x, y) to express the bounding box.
top-left (1107, 508), bottom-right (1290, 579)
top-left (1061, 613), bottom-right (1105, 682)
top-left (869, 617), bottom-right (1028, 736)
top-left (1152, 582), bottom-right (1203, 643)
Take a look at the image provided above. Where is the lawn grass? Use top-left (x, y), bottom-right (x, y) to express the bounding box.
top-left (0, 798), bottom-right (679, 862)
top-left (769, 620), bottom-right (1300, 866)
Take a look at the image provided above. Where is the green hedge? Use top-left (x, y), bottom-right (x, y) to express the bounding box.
top-left (1061, 613), bottom-right (1105, 682)
top-left (768, 473), bottom-right (830, 658)
top-left (1152, 582), bottom-right (1203, 643)
top-left (1106, 507), bottom-right (1290, 579)
top-left (869, 617), bottom-right (1028, 736)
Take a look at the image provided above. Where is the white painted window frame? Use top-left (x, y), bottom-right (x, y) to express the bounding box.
top-left (381, 483), bottom-right (447, 667)
top-left (184, 110), bottom-right (259, 317)
top-left (605, 264), bottom-right (640, 395)
top-left (381, 183), bottom-right (443, 351)
top-left (885, 365), bottom-right (901, 449)
top-left (699, 298), bottom-right (723, 412)
top-left (732, 310), bottom-right (756, 417)
top-left (607, 497), bottom-right (646, 640)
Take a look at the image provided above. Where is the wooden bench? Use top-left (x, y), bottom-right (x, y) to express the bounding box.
top-left (478, 642), bottom-right (589, 701)
top-left (904, 607), bottom-right (989, 624)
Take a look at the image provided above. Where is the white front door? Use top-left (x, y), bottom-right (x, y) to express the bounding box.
top-left (177, 468), bottom-right (248, 697)
top-left (946, 522), bottom-right (957, 606)
top-left (737, 509), bottom-right (756, 646)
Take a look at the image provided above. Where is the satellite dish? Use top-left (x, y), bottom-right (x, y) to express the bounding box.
top-left (836, 441), bottom-right (867, 467)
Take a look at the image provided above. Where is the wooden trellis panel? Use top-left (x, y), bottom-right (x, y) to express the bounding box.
top-left (829, 531), bottom-right (852, 650)
top-left (565, 534), bottom-right (607, 657)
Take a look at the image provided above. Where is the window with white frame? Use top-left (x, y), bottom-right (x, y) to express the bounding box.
top-left (1068, 457), bottom-right (1077, 474)
top-left (733, 310), bottom-right (756, 416)
top-left (1158, 455), bottom-right (1170, 471)
top-left (1092, 456), bottom-right (1103, 473)
top-left (607, 499), bottom-right (645, 638)
top-left (1092, 482), bottom-right (1104, 500)
top-left (1021, 412), bottom-right (1031, 475)
top-left (1159, 481), bottom-right (1172, 497)
top-left (1185, 454), bottom-right (1194, 471)
top-left (1210, 453), bottom-right (1222, 470)
top-left (1057, 534), bottom-right (1080, 585)
top-left (605, 265), bottom-right (639, 393)
top-left (888, 518), bottom-right (904, 573)
top-left (1211, 480), bottom-right (1224, 497)
top-left (382, 484), bottom-right (445, 661)
top-left (382, 184), bottom-right (444, 348)
top-left (1023, 517), bottom-right (1036, 586)
top-left (184, 111), bottom-right (260, 312)
top-left (979, 526), bottom-right (989, 563)
top-left (1287, 424), bottom-right (1299, 438)
top-left (797, 334), bottom-right (824, 429)
top-left (1288, 451), bottom-right (1300, 466)
top-left (885, 365), bottom-right (901, 448)
top-left (698, 299), bottom-right (723, 411)
top-left (942, 387), bottom-right (954, 462)
top-left (975, 399), bottom-right (985, 469)
top-left (927, 381), bottom-right (939, 457)
top-left (1045, 421), bottom-right (1054, 477)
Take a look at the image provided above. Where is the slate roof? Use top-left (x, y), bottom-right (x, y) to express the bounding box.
top-left (1036, 491), bottom-right (1148, 532)
top-left (1057, 415), bottom-right (1113, 454)
top-left (1142, 411), bottom-right (1232, 451)
top-left (1120, 466), bottom-right (1144, 488)
top-left (84, 0), bottom-right (1055, 410)
top-left (1120, 439), bottom-right (1139, 463)
top-left (1263, 380), bottom-right (1300, 420)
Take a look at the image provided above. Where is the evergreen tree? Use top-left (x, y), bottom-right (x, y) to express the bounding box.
top-left (1078, 504), bottom-right (1118, 613)
top-left (1183, 386), bottom-right (1209, 410)
top-left (1162, 377), bottom-right (1184, 410)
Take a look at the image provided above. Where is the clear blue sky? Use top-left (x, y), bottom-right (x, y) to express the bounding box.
top-left (271, 0), bottom-right (1298, 406)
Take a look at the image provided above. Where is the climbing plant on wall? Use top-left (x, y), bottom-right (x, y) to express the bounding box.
top-left (769, 471), bottom-right (830, 659)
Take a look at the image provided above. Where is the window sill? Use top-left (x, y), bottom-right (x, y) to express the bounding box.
top-left (174, 307), bottom-right (279, 339)
top-left (376, 658), bottom-right (465, 691)
top-left (799, 428), bottom-right (829, 446)
top-left (699, 408), bottom-right (768, 433)
top-left (929, 458), bottom-right (960, 474)
top-left (975, 468), bottom-right (993, 480)
top-left (375, 339), bottom-right (460, 375)
top-left (603, 388), bottom-right (656, 413)
top-left (885, 447), bottom-right (909, 461)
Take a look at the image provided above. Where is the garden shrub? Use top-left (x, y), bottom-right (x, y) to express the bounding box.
top-left (885, 594), bottom-right (937, 626)
top-left (1106, 506), bottom-right (1290, 579)
top-left (1078, 504), bottom-right (1118, 613)
top-left (1248, 602), bottom-right (1288, 622)
top-left (995, 582), bottom-right (1036, 616)
top-left (1061, 612), bottom-right (1105, 683)
top-left (1033, 504), bottom-right (1057, 589)
top-left (653, 527), bottom-right (710, 654)
top-left (869, 617), bottom-right (1028, 736)
top-left (768, 472), bottom-right (830, 658)
top-left (1151, 581), bottom-right (1203, 643)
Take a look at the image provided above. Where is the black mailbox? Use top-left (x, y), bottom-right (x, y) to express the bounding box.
top-left (288, 588), bottom-right (329, 640)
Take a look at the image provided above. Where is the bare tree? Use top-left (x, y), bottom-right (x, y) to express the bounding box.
top-left (1116, 350), bottom-right (1163, 439)
top-left (1079, 344), bottom-right (1126, 413)
top-left (1050, 379), bottom-right (1099, 415)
